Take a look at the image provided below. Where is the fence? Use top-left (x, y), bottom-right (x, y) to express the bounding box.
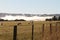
top-left (0, 21), bottom-right (60, 40)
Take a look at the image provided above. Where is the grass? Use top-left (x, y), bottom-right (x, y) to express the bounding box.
top-left (0, 21), bottom-right (60, 40)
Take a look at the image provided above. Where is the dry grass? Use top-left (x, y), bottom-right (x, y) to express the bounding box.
top-left (0, 21), bottom-right (60, 40)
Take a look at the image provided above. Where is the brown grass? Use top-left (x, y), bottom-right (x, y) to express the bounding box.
top-left (0, 21), bottom-right (60, 40)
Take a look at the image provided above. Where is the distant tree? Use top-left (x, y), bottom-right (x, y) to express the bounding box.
top-left (58, 16), bottom-right (60, 21)
top-left (46, 19), bottom-right (52, 21)
top-left (52, 16), bottom-right (57, 21)
top-left (14, 19), bottom-right (18, 21)
top-left (4, 20), bottom-right (8, 21)
top-left (15, 19), bottom-right (26, 21)
top-left (0, 18), bottom-right (4, 21)
top-left (19, 19), bottom-right (26, 21)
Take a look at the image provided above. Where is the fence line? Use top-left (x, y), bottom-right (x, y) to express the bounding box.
top-left (0, 22), bottom-right (60, 40)
top-left (12, 22), bottom-right (60, 40)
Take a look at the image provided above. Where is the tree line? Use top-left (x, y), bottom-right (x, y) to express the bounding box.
top-left (0, 16), bottom-right (60, 21)
top-left (46, 16), bottom-right (60, 21)
top-left (0, 18), bottom-right (26, 21)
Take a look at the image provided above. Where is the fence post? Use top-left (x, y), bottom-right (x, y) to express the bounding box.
top-left (56, 23), bottom-right (58, 40)
top-left (13, 25), bottom-right (17, 40)
top-left (42, 24), bottom-right (44, 37)
top-left (50, 24), bottom-right (52, 34)
top-left (32, 21), bottom-right (34, 40)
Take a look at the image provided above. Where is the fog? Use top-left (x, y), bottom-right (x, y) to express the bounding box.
top-left (1, 15), bottom-right (53, 21)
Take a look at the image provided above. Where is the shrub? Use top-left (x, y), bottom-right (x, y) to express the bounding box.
top-left (52, 16), bottom-right (57, 21)
top-left (15, 19), bottom-right (26, 21)
top-left (0, 18), bottom-right (4, 21)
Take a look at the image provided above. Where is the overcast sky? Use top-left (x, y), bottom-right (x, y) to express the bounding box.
top-left (0, 0), bottom-right (60, 14)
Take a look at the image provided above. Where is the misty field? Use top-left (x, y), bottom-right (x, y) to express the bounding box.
top-left (0, 21), bottom-right (60, 40)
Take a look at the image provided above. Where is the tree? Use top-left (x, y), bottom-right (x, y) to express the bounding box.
top-left (15, 19), bottom-right (26, 21)
top-left (46, 19), bottom-right (52, 21)
top-left (52, 16), bottom-right (57, 21)
top-left (58, 16), bottom-right (60, 21)
top-left (0, 18), bottom-right (4, 21)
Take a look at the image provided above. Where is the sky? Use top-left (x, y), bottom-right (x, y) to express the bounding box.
top-left (0, 0), bottom-right (60, 14)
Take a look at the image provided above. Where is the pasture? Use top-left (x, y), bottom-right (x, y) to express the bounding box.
top-left (0, 21), bottom-right (60, 40)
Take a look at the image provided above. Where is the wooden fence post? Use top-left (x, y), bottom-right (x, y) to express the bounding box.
top-left (56, 22), bottom-right (59, 40)
top-left (50, 24), bottom-right (52, 34)
top-left (13, 25), bottom-right (17, 40)
top-left (42, 24), bottom-right (44, 37)
top-left (32, 21), bottom-right (34, 40)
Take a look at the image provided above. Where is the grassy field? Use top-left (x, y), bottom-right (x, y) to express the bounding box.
top-left (0, 21), bottom-right (60, 40)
